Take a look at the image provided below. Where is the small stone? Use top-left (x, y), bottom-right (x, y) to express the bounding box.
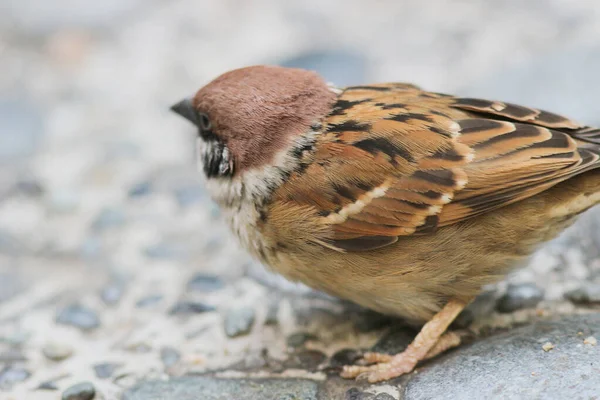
top-left (169, 301), bottom-right (216, 315)
top-left (56, 304), bottom-right (100, 331)
top-left (0, 366), bottom-right (31, 389)
top-left (374, 394), bottom-right (396, 400)
top-left (144, 242), bottom-right (188, 260)
top-left (330, 349), bottom-right (362, 367)
top-left (47, 189), bottom-right (80, 213)
top-left (0, 230), bottom-right (23, 257)
top-left (93, 362), bottom-right (120, 379)
top-left (135, 294), bottom-right (163, 308)
top-left (160, 347), bottom-right (181, 367)
top-left (583, 336), bottom-right (597, 346)
top-left (286, 332), bottom-right (318, 348)
top-left (0, 349), bottom-right (26, 363)
top-left (265, 301), bottom-right (279, 326)
top-left (454, 290), bottom-right (497, 328)
top-left (352, 309), bottom-right (395, 333)
top-left (186, 274), bottom-right (224, 292)
top-left (0, 97), bottom-right (43, 160)
top-left (62, 381), bottom-right (95, 400)
top-left (345, 387), bottom-right (375, 400)
top-left (14, 179), bottom-right (44, 196)
top-left (542, 342), bottom-right (555, 352)
top-left (37, 381), bottom-right (59, 391)
top-left (224, 307), bottom-right (256, 338)
top-left (91, 207), bottom-right (126, 231)
top-left (128, 181), bottom-right (153, 197)
top-left (370, 324), bottom-right (416, 355)
top-left (43, 341), bottom-right (74, 361)
top-left (496, 283), bottom-right (544, 313)
top-left (80, 237), bottom-right (103, 258)
top-left (100, 281), bottom-right (125, 305)
top-left (564, 283), bottom-right (600, 304)
top-left (0, 272), bottom-right (25, 303)
top-left (284, 350), bottom-right (327, 371)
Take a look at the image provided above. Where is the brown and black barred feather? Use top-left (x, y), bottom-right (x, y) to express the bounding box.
top-left (274, 83), bottom-right (600, 251)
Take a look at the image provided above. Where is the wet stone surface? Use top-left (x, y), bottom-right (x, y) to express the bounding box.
top-left (124, 377), bottom-right (320, 400)
top-left (404, 314), bottom-right (600, 400)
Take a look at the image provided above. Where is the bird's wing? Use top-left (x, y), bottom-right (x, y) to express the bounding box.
top-left (273, 84), bottom-right (600, 251)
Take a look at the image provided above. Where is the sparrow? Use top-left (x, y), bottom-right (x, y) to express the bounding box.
top-left (171, 65), bottom-right (600, 382)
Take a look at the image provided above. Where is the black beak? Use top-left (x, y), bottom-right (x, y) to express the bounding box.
top-left (170, 98), bottom-right (199, 126)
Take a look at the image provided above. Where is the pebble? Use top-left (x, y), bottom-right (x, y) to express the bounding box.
top-left (0, 97), bottom-right (43, 160)
top-left (100, 281), bottom-right (126, 305)
top-left (564, 283), bottom-right (600, 304)
top-left (169, 301), bottom-right (216, 315)
top-left (330, 349), bottom-right (362, 368)
top-left (265, 301), bottom-right (279, 326)
top-left (14, 179), bottom-right (44, 197)
top-left (0, 272), bottom-right (25, 303)
top-left (454, 290), bottom-right (497, 328)
top-left (542, 342), bottom-right (555, 352)
top-left (79, 237), bottom-right (103, 259)
top-left (160, 347), bottom-right (181, 367)
top-left (224, 307), bottom-right (256, 338)
top-left (345, 387), bottom-right (375, 400)
top-left (91, 207), bottom-right (126, 231)
top-left (0, 367), bottom-right (31, 390)
top-left (47, 189), bottom-right (80, 213)
top-left (496, 283), bottom-right (545, 313)
top-left (128, 181), bottom-right (153, 197)
top-left (286, 332), bottom-right (318, 348)
top-left (62, 381), bottom-right (96, 400)
top-left (55, 304), bottom-right (101, 331)
top-left (135, 294), bottom-right (163, 308)
top-left (351, 308), bottom-right (396, 333)
top-left (284, 350), bottom-right (327, 371)
top-left (93, 362), bottom-right (121, 379)
top-left (43, 341), bottom-right (74, 361)
top-left (38, 381), bottom-right (59, 391)
top-left (374, 394), bottom-right (396, 400)
top-left (0, 349), bottom-right (26, 363)
top-left (0, 230), bottom-right (23, 257)
top-left (144, 242), bottom-right (189, 260)
top-left (186, 274), bottom-right (225, 292)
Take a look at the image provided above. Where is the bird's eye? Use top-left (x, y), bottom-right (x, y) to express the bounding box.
top-left (199, 112), bottom-right (212, 131)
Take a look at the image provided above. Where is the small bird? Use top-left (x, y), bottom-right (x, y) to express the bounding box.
top-left (171, 65), bottom-right (600, 382)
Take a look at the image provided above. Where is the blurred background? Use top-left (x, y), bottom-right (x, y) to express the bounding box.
top-left (1, 0), bottom-right (600, 398)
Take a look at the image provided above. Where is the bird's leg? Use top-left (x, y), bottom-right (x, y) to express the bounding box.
top-left (341, 298), bottom-right (470, 383)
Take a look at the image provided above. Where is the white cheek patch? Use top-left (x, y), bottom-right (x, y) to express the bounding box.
top-left (196, 137), bottom-right (206, 173)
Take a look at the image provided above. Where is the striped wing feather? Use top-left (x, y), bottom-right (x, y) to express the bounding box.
top-left (276, 85), bottom-right (600, 251)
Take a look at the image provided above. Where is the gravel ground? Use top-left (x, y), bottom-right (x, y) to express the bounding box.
top-left (1, 1), bottom-right (600, 399)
